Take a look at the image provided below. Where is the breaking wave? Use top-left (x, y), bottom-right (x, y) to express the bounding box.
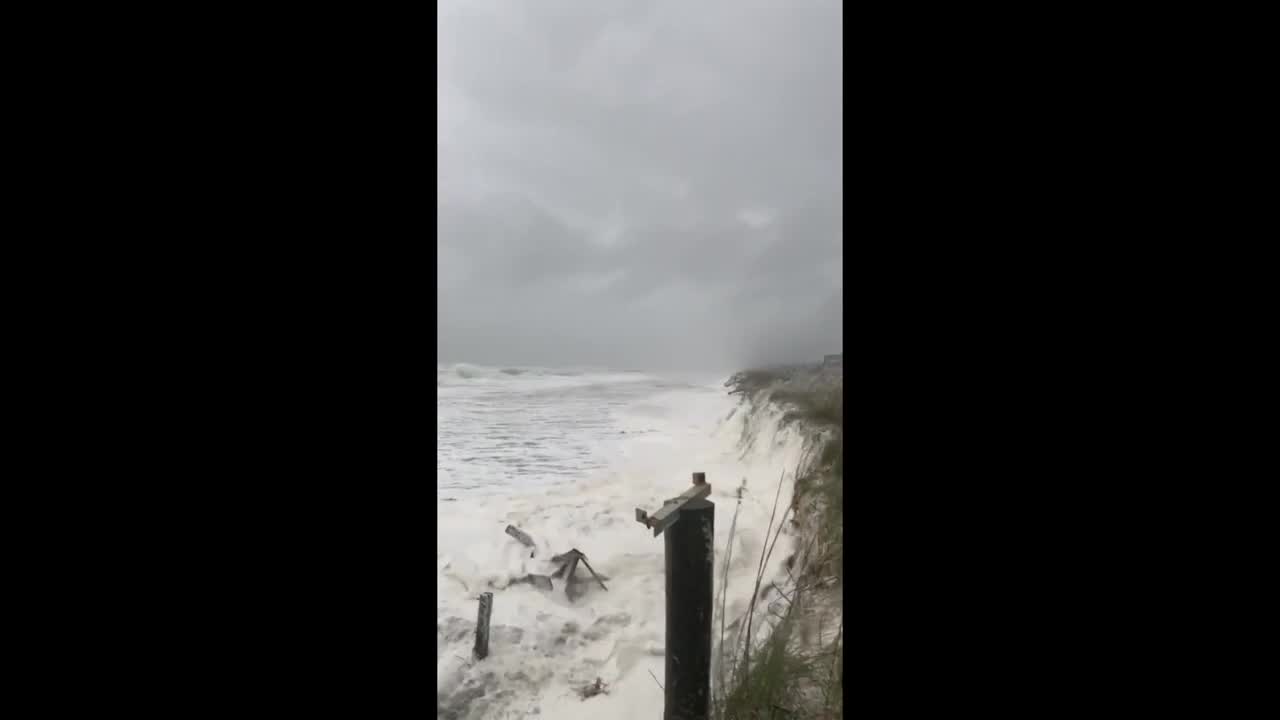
top-left (438, 363), bottom-right (654, 389)
top-left (436, 368), bottom-right (808, 719)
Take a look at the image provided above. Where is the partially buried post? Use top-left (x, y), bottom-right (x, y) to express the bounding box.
top-left (473, 592), bottom-right (493, 661)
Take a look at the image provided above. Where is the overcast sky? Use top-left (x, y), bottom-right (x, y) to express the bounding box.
top-left (438, 0), bottom-right (842, 371)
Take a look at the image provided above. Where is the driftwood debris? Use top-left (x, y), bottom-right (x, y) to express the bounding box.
top-left (491, 527), bottom-right (610, 601)
top-left (551, 549), bottom-right (608, 601)
top-left (579, 677), bottom-right (608, 700)
top-left (517, 573), bottom-right (553, 591)
top-left (494, 526), bottom-right (552, 589)
top-left (504, 525), bottom-right (536, 557)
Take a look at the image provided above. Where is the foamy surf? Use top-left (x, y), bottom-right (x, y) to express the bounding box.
top-left (437, 366), bottom-right (806, 719)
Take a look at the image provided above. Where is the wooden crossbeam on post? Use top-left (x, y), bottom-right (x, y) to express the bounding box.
top-left (636, 482), bottom-right (711, 537)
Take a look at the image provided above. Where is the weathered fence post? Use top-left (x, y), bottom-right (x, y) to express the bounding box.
top-left (635, 472), bottom-right (715, 720)
top-left (666, 473), bottom-right (714, 720)
top-left (473, 592), bottom-right (493, 661)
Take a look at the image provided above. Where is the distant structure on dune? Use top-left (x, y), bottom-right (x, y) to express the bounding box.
top-left (823, 353), bottom-right (843, 367)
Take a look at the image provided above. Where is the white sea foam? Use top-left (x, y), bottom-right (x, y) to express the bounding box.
top-left (437, 365), bottom-right (806, 719)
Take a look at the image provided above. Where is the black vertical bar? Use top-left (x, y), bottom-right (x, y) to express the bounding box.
top-left (664, 496), bottom-right (714, 720)
top-left (473, 592), bottom-right (493, 661)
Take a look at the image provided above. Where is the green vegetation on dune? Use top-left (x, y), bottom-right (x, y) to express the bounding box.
top-left (716, 361), bottom-right (843, 719)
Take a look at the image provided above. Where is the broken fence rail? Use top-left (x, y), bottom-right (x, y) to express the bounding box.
top-left (504, 525), bottom-right (536, 556)
top-left (502, 525), bottom-right (608, 600)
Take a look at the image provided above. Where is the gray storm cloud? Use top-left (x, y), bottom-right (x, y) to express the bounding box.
top-left (438, 0), bottom-right (842, 371)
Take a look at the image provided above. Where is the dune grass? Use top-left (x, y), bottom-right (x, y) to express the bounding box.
top-left (714, 366), bottom-right (843, 719)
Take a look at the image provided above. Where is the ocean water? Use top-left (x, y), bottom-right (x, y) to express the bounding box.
top-left (437, 364), bottom-right (807, 719)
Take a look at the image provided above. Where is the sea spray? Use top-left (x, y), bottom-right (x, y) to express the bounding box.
top-left (436, 365), bottom-right (807, 720)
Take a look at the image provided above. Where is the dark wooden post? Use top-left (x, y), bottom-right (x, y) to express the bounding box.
top-left (473, 592), bottom-right (493, 661)
top-left (664, 472), bottom-right (714, 720)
